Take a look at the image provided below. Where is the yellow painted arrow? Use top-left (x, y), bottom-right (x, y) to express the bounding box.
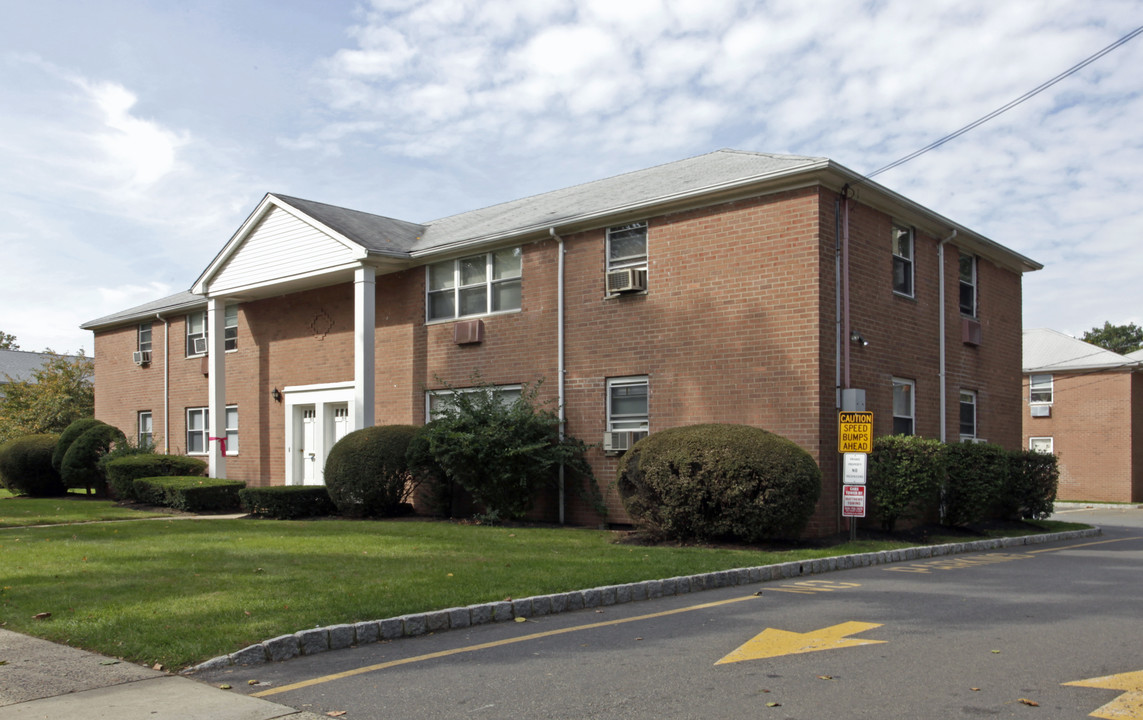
top-left (715, 621), bottom-right (885, 665)
top-left (1064, 670), bottom-right (1143, 719)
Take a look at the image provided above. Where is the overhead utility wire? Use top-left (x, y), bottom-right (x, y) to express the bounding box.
top-left (865, 24), bottom-right (1143, 180)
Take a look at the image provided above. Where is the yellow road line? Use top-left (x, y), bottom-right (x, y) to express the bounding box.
top-left (1027, 536), bottom-right (1141, 554)
top-left (253, 594), bottom-right (760, 698)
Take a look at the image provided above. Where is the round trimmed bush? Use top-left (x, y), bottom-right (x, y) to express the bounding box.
top-left (617, 423), bottom-right (821, 543)
top-left (52, 417), bottom-right (104, 474)
top-left (0, 434), bottom-right (66, 497)
top-left (60, 423), bottom-right (126, 495)
top-left (324, 425), bottom-right (421, 517)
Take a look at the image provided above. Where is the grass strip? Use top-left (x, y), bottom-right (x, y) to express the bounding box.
top-left (0, 491), bottom-right (168, 528)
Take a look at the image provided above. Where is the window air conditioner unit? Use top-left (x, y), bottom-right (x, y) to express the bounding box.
top-left (966, 437), bottom-right (989, 444)
top-left (193, 337), bottom-right (209, 355)
top-left (132, 350), bottom-right (151, 366)
top-left (1030, 405), bottom-right (1051, 418)
top-left (606, 268), bottom-right (648, 294)
top-left (603, 430), bottom-right (648, 453)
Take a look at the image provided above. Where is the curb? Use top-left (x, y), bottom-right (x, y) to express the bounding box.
top-left (184, 528), bottom-right (1100, 674)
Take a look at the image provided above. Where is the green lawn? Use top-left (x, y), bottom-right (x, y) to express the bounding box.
top-left (0, 490), bottom-right (168, 527)
top-left (0, 492), bottom-right (1090, 670)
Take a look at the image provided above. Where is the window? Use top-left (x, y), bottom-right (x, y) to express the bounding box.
top-left (224, 305), bottom-right (238, 351)
top-left (959, 253), bottom-right (977, 316)
top-left (607, 377), bottom-right (649, 431)
top-left (1029, 374), bottom-right (1053, 404)
top-left (186, 406), bottom-right (238, 455)
top-left (426, 385), bottom-right (522, 420)
top-left (892, 378), bottom-right (915, 435)
top-left (891, 224), bottom-right (913, 297)
top-left (1029, 437), bottom-right (1054, 454)
top-left (138, 323), bottom-right (152, 353)
top-left (186, 306), bottom-right (238, 356)
top-left (959, 390), bottom-right (977, 440)
top-left (186, 312), bottom-right (206, 357)
top-left (138, 411), bottom-right (153, 447)
top-left (607, 222), bottom-right (648, 272)
top-left (426, 248), bottom-right (522, 321)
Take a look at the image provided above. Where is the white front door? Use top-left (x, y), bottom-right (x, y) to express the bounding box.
top-left (331, 404), bottom-right (350, 447)
top-left (301, 407), bottom-right (318, 485)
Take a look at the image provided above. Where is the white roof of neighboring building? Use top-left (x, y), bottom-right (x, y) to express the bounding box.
top-left (1023, 328), bottom-right (1141, 373)
top-left (1125, 348), bottom-right (1143, 362)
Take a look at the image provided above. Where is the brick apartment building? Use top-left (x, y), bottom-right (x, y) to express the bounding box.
top-left (82, 150), bottom-right (1040, 536)
top-left (1022, 328), bottom-right (1143, 503)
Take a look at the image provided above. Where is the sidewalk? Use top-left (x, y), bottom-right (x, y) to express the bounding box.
top-left (0, 630), bottom-right (323, 720)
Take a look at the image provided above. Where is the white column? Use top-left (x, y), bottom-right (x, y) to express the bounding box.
top-left (206, 297), bottom-right (227, 478)
top-left (354, 266), bottom-right (376, 430)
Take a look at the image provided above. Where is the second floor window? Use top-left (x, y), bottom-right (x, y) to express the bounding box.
top-left (186, 306), bottom-right (238, 356)
top-left (138, 323), bottom-right (152, 353)
top-left (959, 253), bottom-right (977, 316)
top-left (892, 224), bottom-right (913, 297)
top-left (426, 248), bottom-right (522, 321)
top-left (607, 222), bottom-right (648, 272)
top-left (1029, 374), bottom-right (1053, 404)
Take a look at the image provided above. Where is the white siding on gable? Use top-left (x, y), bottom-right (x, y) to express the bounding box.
top-left (210, 206), bottom-right (362, 294)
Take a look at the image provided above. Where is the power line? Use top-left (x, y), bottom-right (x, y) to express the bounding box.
top-left (865, 24), bottom-right (1143, 180)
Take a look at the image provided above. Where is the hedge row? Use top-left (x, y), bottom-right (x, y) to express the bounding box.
top-left (239, 486), bottom-right (336, 519)
top-left (105, 454), bottom-right (208, 501)
top-left (868, 436), bottom-right (1059, 531)
top-left (133, 476), bottom-right (245, 513)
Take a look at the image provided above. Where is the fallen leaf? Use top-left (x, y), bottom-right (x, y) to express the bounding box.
top-left (514, 617), bottom-right (527, 623)
top-left (99, 660), bottom-right (120, 666)
top-left (767, 701), bottom-right (781, 707)
top-left (971, 687), bottom-right (981, 692)
top-left (248, 679), bottom-right (260, 686)
top-left (152, 663), bottom-right (163, 671)
top-left (1018, 698), bottom-right (1039, 707)
top-left (219, 684), bottom-right (232, 690)
top-left (32, 612), bottom-right (50, 620)
top-left (635, 637), bottom-right (643, 641)
top-left (991, 650), bottom-right (1001, 654)
top-left (817, 675), bottom-right (834, 680)
top-left (327, 712), bottom-right (347, 717)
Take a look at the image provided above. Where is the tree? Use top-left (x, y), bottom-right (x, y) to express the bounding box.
top-left (0, 351), bottom-right (94, 444)
top-left (1082, 321), bottom-right (1143, 355)
top-left (0, 331), bottom-right (18, 350)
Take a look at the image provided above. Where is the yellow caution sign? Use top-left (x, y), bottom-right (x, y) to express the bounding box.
top-left (838, 411), bottom-right (873, 453)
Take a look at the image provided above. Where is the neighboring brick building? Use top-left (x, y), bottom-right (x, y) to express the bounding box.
top-left (82, 150), bottom-right (1041, 536)
top-left (1022, 328), bottom-right (1143, 503)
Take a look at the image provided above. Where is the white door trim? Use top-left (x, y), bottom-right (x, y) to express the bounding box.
top-left (283, 381), bottom-right (355, 486)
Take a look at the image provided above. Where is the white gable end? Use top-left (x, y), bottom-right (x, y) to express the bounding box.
top-left (208, 206), bottom-right (363, 295)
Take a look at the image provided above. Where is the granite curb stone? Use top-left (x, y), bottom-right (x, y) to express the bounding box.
top-left (186, 527), bottom-right (1101, 673)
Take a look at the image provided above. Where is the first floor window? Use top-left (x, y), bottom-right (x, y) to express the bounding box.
top-left (607, 377), bottom-right (649, 431)
top-left (426, 385), bottom-right (522, 420)
top-left (426, 248), bottom-right (522, 321)
top-left (892, 378), bottom-right (915, 435)
top-left (1029, 374), bottom-right (1053, 404)
top-left (892, 224), bottom-right (914, 297)
top-left (138, 411), bottom-right (153, 447)
top-left (1029, 437), bottom-right (1053, 454)
top-left (186, 406), bottom-right (238, 455)
top-left (959, 390), bottom-right (977, 440)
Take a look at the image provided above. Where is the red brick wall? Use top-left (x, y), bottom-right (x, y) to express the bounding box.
top-left (1022, 369), bottom-right (1142, 502)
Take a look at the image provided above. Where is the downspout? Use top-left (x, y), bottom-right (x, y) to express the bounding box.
top-left (835, 194), bottom-right (843, 405)
top-left (550, 227), bottom-right (566, 525)
top-left (156, 313), bottom-right (169, 454)
top-left (937, 230), bottom-right (957, 443)
top-left (841, 189), bottom-right (852, 389)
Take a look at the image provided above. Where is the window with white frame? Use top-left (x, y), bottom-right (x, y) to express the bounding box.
top-left (425, 385), bottom-right (523, 420)
top-left (959, 390), bottom-right (977, 440)
top-left (607, 377), bottom-right (649, 431)
top-left (186, 406), bottom-right (238, 455)
top-left (138, 411), bottom-right (153, 447)
top-left (1029, 437), bottom-right (1053, 454)
top-left (892, 378), bottom-right (915, 436)
top-left (138, 323), bottom-right (152, 353)
top-left (186, 312), bottom-right (206, 357)
top-left (959, 253), bottom-right (977, 316)
top-left (891, 224), bottom-right (914, 297)
top-left (426, 248), bottom-right (522, 321)
top-left (186, 306), bottom-right (238, 356)
top-left (1029, 374), bottom-right (1053, 404)
top-left (606, 222), bottom-right (648, 273)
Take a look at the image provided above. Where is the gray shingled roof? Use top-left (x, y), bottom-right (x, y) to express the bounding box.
top-left (413, 150), bottom-right (826, 252)
top-left (1023, 328), bottom-right (1141, 373)
top-left (0, 349), bottom-right (65, 384)
top-left (80, 290), bottom-right (205, 331)
top-left (271, 194), bottom-right (425, 255)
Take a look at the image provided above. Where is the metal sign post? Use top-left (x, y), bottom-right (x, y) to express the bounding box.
top-left (839, 412), bottom-right (872, 541)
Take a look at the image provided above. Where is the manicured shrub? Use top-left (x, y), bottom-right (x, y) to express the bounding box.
top-left (942, 441), bottom-right (1009, 526)
top-left (105, 454), bottom-right (208, 501)
top-left (617, 423), bottom-right (821, 543)
top-left (1000, 450), bottom-right (1058, 520)
top-left (868, 435), bottom-right (944, 532)
top-left (239, 486), bottom-right (337, 519)
top-left (413, 380), bottom-right (596, 522)
top-left (51, 417), bottom-right (104, 474)
top-left (133, 476), bottom-right (245, 512)
top-left (324, 425), bottom-right (422, 517)
top-left (60, 423), bottom-right (126, 496)
top-left (0, 434), bottom-right (66, 497)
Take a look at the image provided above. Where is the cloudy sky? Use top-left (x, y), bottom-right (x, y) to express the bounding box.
top-left (2, 0), bottom-right (1140, 355)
